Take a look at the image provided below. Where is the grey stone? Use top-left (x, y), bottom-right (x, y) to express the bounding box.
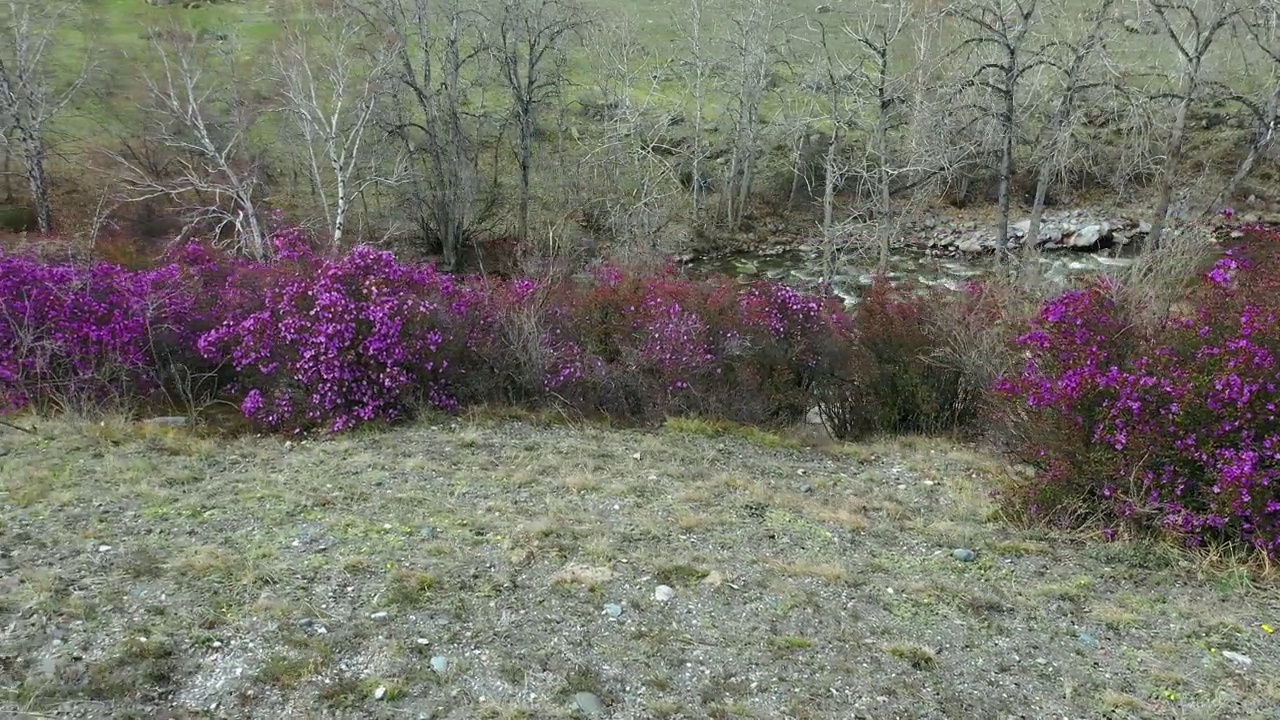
top-left (573, 691), bottom-right (606, 716)
top-left (952, 548), bottom-right (977, 563)
top-left (654, 584), bottom-right (675, 602)
top-left (430, 655), bottom-right (449, 673)
top-left (603, 603), bottom-right (623, 618)
top-left (1067, 223), bottom-right (1109, 248)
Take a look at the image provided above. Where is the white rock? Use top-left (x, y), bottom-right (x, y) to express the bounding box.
top-left (1068, 223), bottom-right (1109, 248)
top-left (654, 585), bottom-right (675, 602)
top-left (1222, 650), bottom-right (1252, 667)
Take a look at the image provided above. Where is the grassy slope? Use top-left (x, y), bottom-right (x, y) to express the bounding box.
top-left (2, 414), bottom-right (1279, 718)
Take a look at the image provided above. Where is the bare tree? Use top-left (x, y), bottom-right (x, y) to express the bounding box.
top-left (575, 17), bottom-right (686, 264)
top-left (791, 2), bottom-right (910, 275)
top-left (1023, 0), bottom-right (1116, 250)
top-left (721, 0), bottom-right (788, 228)
top-left (844, 3), bottom-right (912, 269)
top-left (354, 0), bottom-right (494, 271)
top-left (0, 0), bottom-right (92, 234)
top-left (272, 9), bottom-right (407, 249)
top-left (946, 0), bottom-right (1041, 257)
top-left (1144, 0), bottom-right (1243, 249)
top-left (491, 0), bottom-right (586, 243)
top-left (112, 31), bottom-right (269, 258)
top-left (683, 0), bottom-right (712, 225)
top-left (1200, 1), bottom-right (1280, 217)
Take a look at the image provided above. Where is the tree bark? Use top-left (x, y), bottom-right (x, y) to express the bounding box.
top-left (20, 133), bottom-right (51, 234)
top-left (1147, 67), bottom-right (1196, 251)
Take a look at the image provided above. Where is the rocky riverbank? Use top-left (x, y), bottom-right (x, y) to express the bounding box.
top-left (685, 205), bottom-right (1280, 302)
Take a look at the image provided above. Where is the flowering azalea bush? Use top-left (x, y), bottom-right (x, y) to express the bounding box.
top-left (0, 252), bottom-right (190, 412)
top-left (489, 265), bottom-right (859, 425)
top-left (1, 221), bottom-right (1002, 444)
top-left (198, 246), bottom-right (490, 432)
top-left (993, 226), bottom-right (1280, 557)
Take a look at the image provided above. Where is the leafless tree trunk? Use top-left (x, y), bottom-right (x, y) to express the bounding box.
top-left (0, 125), bottom-right (15, 203)
top-left (845, 3), bottom-right (911, 270)
top-left (722, 0), bottom-right (785, 228)
top-left (353, 0), bottom-right (492, 271)
top-left (947, 0), bottom-right (1040, 258)
top-left (272, 9), bottom-right (407, 249)
top-left (685, 0), bottom-right (711, 225)
top-left (112, 32), bottom-right (268, 258)
top-left (0, 0), bottom-right (92, 235)
top-left (571, 17), bottom-right (685, 266)
top-left (492, 0), bottom-right (585, 242)
top-left (1145, 0), bottom-right (1242, 250)
top-left (1201, 3), bottom-right (1280, 217)
top-left (1024, 0), bottom-right (1115, 250)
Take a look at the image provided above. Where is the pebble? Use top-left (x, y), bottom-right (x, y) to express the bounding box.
top-left (573, 691), bottom-right (606, 716)
top-left (297, 618), bottom-right (314, 627)
top-left (952, 548), bottom-right (977, 562)
top-left (370, 611), bottom-right (390, 622)
top-left (654, 585), bottom-right (675, 602)
top-left (1222, 650), bottom-right (1252, 667)
top-left (603, 603), bottom-right (624, 618)
top-left (415, 638), bottom-right (431, 646)
top-left (97, 545), bottom-right (112, 553)
top-left (1076, 633), bottom-right (1097, 648)
top-left (430, 655), bottom-right (449, 673)
top-left (373, 685), bottom-right (387, 700)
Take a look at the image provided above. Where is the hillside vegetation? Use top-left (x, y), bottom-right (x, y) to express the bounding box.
top-left (1, 0), bottom-right (1278, 263)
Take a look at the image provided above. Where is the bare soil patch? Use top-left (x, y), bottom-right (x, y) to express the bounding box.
top-left (2, 414), bottom-right (1278, 718)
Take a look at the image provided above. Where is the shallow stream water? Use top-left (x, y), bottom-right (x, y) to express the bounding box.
top-left (689, 244), bottom-right (1141, 302)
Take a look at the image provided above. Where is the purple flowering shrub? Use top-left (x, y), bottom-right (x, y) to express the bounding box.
top-left (198, 246), bottom-right (488, 432)
top-left (537, 266), bottom-right (855, 424)
top-left (1, 223), bottom-right (969, 440)
top-left (0, 251), bottom-right (191, 412)
top-left (993, 227), bottom-right (1280, 557)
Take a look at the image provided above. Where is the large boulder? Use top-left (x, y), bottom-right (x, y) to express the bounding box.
top-left (1065, 222), bottom-right (1111, 249)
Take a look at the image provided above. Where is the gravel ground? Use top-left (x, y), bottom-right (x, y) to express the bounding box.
top-left (2, 413), bottom-right (1279, 719)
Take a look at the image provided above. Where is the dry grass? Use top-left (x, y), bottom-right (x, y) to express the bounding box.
top-left (2, 415), bottom-right (1280, 718)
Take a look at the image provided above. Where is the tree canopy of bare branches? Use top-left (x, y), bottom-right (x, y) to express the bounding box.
top-left (112, 31), bottom-right (269, 258)
top-left (0, 0), bottom-right (93, 235)
top-left (273, 8), bottom-right (408, 249)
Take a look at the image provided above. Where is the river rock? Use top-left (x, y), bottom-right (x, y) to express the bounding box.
top-left (1067, 223), bottom-right (1110, 248)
